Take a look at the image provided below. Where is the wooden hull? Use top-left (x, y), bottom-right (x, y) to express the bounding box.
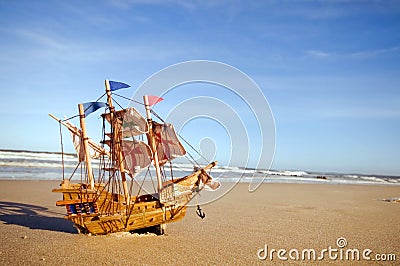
top-left (53, 181), bottom-right (192, 235)
top-left (67, 203), bottom-right (188, 235)
top-left (52, 162), bottom-right (217, 235)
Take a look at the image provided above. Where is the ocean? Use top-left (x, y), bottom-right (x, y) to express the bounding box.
top-left (0, 149), bottom-right (399, 185)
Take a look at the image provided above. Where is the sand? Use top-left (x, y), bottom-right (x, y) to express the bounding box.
top-left (0, 180), bottom-right (399, 265)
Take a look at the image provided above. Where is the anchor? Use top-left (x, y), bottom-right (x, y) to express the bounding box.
top-left (196, 205), bottom-right (205, 219)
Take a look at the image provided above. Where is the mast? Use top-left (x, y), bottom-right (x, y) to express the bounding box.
top-left (78, 104), bottom-right (95, 190)
top-left (143, 95), bottom-right (163, 192)
top-left (144, 95), bottom-right (166, 233)
top-left (105, 79), bottom-right (130, 202)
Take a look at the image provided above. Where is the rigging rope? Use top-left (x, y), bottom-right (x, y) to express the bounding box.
top-left (68, 162), bottom-right (81, 181)
top-left (169, 161), bottom-right (174, 181)
top-left (113, 98), bottom-right (124, 110)
top-left (178, 133), bottom-right (210, 164)
top-left (125, 167), bottom-right (157, 223)
top-left (150, 109), bottom-right (165, 123)
top-left (113, 93), bottom-right (144, 106)
top-left (150, 109), bottom-right (210, 167)
top-left (62, 92), bottom-right (107, 122)
top-left (58, 121), bottom-right (65, 180)
top-left (185, 152), bottom-right (200, 167)
top-left (148, 167), bottom-right (156, 193)
top-left (93, 92), bottom-right (107, 103)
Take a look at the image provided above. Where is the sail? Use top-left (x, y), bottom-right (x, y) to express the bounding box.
top-left (121, 108), bottom-right (148, 137)
top-left (194, 166), bottom-right (221, 191)
top-left (103, 107), bottom-right (148, 138)
top-left (70, 130), bottom-right (85, 161)
top-left (122, 139), bottom-right (152, 175)
top-left (64, 120), bottom-right (102, 161)
top-left (202, 177), bottom-right (221, 191)
top-left (152, 122), bottom-right (186, 166)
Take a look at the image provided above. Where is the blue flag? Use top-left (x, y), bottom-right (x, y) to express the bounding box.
top-left (83, 102), bottom-right (108, 117)
top-left (109, 80), bottom-right (130, 91)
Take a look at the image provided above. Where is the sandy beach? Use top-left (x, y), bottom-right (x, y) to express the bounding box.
top-left (0, 180), bottom-right (399, 265)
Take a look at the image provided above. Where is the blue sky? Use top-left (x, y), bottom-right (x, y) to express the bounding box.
top-left (0, 0), bottom-right (399, 175)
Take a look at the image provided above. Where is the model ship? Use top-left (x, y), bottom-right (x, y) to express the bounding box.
top-left (49, 80), bottom-right (220, 235)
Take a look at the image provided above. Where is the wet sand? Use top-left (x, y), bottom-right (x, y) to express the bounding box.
top-left (0, 180), bottom-right (399, 265)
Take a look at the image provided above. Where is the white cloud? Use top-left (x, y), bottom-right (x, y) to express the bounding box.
top-left (306, 50), bottom-right (330, 58)
top-left (315, 106), bottom-right (400, 119)
top-left (350, 46), bottom-right (400, 59)
top-left (8, 28), bottom-right (67, 50)
top-left (305, 46), bottom-right (400, 60)
top-left (107, 0), bottom-right (233, 10)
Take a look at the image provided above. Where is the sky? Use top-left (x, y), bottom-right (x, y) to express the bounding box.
top-left (0, 0), bottom-right (399, 175)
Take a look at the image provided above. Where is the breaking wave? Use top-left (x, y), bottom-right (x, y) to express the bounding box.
top-left (0, 150), bottom-right (399, 185)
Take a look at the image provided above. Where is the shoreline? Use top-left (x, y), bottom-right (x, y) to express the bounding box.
top-left (1, 149), bottom-right (399, 179)
top-left (0, 148), bottom-right (76, 156)
top-left (1, 178), bottom-right (400, 187)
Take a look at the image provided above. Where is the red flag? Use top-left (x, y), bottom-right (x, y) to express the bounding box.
top-left (147, 95), bottom-right (164, 106)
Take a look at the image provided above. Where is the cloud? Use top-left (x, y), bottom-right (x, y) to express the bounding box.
top-left (305, 46), bottom-right (400, 60)
top-left (107, 0), bottom-right (233, 10)
top-left (350, 46), bottom-right (400, 59)
top-left (7, 28), bottom-right (67, 50)
top-left (306, 50), bottom-right (330, 58)
top-left (314, 106), bottom-right (400, 119)
top-left (284, 1), bottom-right (400, 20)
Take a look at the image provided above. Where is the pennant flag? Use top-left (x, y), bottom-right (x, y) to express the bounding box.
top-left (109, 80), bottom-right (130, 91)
top-left (147, 95), bottom-right (164, 106)
top-left (83, 102), bottom-right (108, 117)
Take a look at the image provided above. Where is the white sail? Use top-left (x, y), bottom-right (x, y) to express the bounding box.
top-left (122, 139), bottom-right (152, 175)
top-left (153, 123), bottom-right (186, 166)
top-left (121, 107), bottom-right (148, 138)
top-left (196, 167), bottom-right (221, 191)
top-left (70, 130), bottom-right (85, 161)
top-left (103, 107), bottom-right (148, 138)
top-left (203, 179), bottom-right (221, 191)
top-left (64, 120), bottom-right (101, 162)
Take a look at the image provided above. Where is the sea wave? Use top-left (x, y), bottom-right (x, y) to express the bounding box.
top-left (0, 150), bottom-right (399, 184)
